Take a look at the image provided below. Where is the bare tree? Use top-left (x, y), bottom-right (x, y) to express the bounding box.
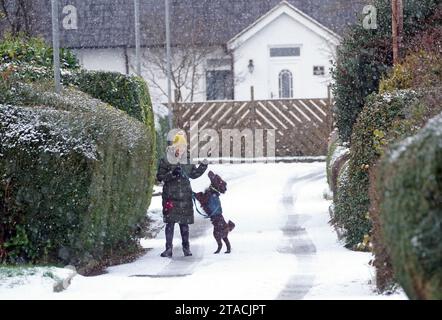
top-left (128, 0), bottom-right (243, 103)
top-left (131, 15), bottom-right (221, 103)
top-left (0, 0), bottom-right (35, 36)
top-left (139, 44), bottom-right (217, 103)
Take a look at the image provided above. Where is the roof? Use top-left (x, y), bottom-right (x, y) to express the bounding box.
top-left (227, 1), bottom-right (342, 50)
top-left (3, 0), bottom-right (366, 49)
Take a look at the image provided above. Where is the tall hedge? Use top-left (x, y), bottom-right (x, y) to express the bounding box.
top-left (0, 84), bottom-right (156, 273)
top-left (334, 90), bottom-right (418, 248)
top-left (70, 70), bottom-right (157, 195)
top-left (72, 71), bottom-right (153, 128)
top-left (155, 115), bottom-right (170, 165)
top-left (377, 112), bottom-right (442, 299)
top-left (332, 0), bottom-right (441, 142)
top-left (0, 35), bottom-right (79, 70)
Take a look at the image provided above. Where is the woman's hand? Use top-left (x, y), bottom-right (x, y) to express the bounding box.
top-left (172, 166), bottom-right (183, 177)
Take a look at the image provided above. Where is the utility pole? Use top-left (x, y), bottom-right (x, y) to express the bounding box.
top-left (51, 0), bottom-right (61, 93)
top-left (165, 0), bottom-right (173, 128)
top-left (392, 0), bottom-right (404, 64)
top-left (134, 0), bottom-right (141, 76)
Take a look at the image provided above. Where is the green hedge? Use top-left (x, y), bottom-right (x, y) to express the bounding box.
top-left (155, 115), bottom-right (170, 166)
top-left (335, 91), bottom-right (418, 248)
top-left (377, 112), bottom-right (442, 299)
top-left (332, 158), bottom-right (350, 236)
top-left (0, 84), bottom-right (155, 273)
top-left (0, 35), bottom-right (79, 70)
top-left (334, 88), bottom-right (442, 249)
top-left (69, 70), bottom-right (157, 192)
top-left (326, 130), bottom-right (350, 197)
top-left (72, 71), bottom-right (153, 127)
top-left (326, 130), bottom-right (339, 187)
top-left (332, 0), bottom-right (440, 142)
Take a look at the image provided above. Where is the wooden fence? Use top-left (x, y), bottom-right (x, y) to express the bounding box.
top-left (171, 98), bottom-right (333, 157)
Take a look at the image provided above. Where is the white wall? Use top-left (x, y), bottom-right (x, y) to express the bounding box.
top-left (73, 48), bottom-right (127, 74)
top-left (232, 12), bottom-right (336, 100)
top-left (73, 12), bottom-right (336, 105)
top-left (74, 47), bottom-right (228, 106)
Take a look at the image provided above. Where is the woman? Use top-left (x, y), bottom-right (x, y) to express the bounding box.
top-left (156, 131), bottom-right (208, 258)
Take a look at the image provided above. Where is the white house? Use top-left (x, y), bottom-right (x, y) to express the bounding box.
top-left (227, 2), bottom-right (341, 100)
top-left (26, 0), bottom-right (363, 107)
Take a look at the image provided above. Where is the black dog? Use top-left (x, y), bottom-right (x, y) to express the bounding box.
top-left (194, 171), bottom-right (235, 254)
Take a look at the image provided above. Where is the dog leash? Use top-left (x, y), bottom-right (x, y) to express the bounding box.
top-left (192, 193), bottom-right (210, 219)
top-left (179, 165), bottom-right (221, 219)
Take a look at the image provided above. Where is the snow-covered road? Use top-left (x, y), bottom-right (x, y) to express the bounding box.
top-left (0, 163), bottom-right (407, 300)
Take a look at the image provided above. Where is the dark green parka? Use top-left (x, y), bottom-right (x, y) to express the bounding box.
top-left (157, 158), bottom-right (207, 224)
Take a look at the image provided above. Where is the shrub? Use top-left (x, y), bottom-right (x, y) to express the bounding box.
top-left (369, 161), bottom-right (396, 292)
top-left (71, 71), bottom-right (153, 128)
top-left (335, 87), bottom-right (442, 249)
top-left (334, 90), bottom-right (419, 248)
top-left (369, 47), bottom-right (442, 289)
top-left (332, 159), bottom-right (351, 239)
top-left (326, 129), bottom-right (339, 187)
top-left (69, 70), bottom-right (157, 190)
top-left (377, 112), bottom-right (442, 299)
top-left (380, 50), bottom-right (442, 93)
top-left (0, 35), bottom-right (79, 70)
top-left (326, 131), bottom-right (350, 196)
top-left (332, 0), bottom-right (441, 142)
top-left (368, 88), bottom-right (442, 289)
top-left (155, 115), bottom-right (170, 166)
top-left (0, 84), bottom-right (156, 273)
top-left (0, 36), bottom-right (78, 103)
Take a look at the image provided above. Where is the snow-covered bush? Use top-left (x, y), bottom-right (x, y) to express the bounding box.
top-left (335, 88), bottom-right (442, 250)
top-left (69, 70), bottom-right (157, 181)
top-left (155, 114), bottom-right (170, 166)
top-left (380, 50), bottom-right (442, 94)
top-left (332, 159), bottom-right (350, 240)
top-left (332, 0), bottom-right (440, 142)
top-left (376, 112), bottom-right (442, 299)
top-left (0, 35), bottom-right (79, 70)
top-left (361, 28), bottom-right (442, 290)
top-left (326, 129), bottom-right (339, 187)
top-left (71, 71), bottom-right (154, 128)
top-left (336, 90), bottom-right (419, 249)
top-left (0, 84), bottom-right (156, 273)
top-left (326, 132), bottom-right (349, 197)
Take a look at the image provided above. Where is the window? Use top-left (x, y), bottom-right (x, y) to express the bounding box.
top-left (313, 66), bottom-right (325, 76)
top-left (206, 70), bottom-right (234, 101)
top-left (207, 59), bottom-right (231, 69)
top-left (279, 70), bottom-right (293, 99)
top-left (270, 46), bottom-right (300, 58)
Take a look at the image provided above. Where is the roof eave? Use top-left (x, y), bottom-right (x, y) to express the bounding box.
top-left (227, 1), bottom-right (342, 51)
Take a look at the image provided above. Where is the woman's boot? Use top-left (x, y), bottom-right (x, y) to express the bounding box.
top-left (160, 246), bottom-right (173, 258)
top-left (161, 223), bottom-right (174, 258)
top-left (180, 224), bottom-right (192, 256)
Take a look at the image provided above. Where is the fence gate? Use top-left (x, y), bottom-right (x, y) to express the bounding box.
top-left (171, 99), bottom-right (333, 158)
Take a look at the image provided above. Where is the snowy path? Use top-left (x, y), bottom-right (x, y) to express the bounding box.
top-left (277, 172), bottom-right (323, 299)
top-left (0, 163), bottom-right (407, 300)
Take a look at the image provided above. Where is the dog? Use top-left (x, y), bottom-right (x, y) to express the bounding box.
top-left (194, 171), bottom-right (235, 254)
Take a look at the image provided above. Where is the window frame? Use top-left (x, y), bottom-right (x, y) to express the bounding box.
top-left (313, 65), bottom-right (326, 76)
top-left (269, 44), bottom-right (302, 59)
top-left (205, 70), bottom-right (234, 101)
top-left (278, 69), bottom-right (294, 99)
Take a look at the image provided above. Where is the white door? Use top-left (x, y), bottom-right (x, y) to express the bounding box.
top-left (269, 62), bottom-right (296, 99)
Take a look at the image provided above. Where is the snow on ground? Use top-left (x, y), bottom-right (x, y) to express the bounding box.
top-left (0, 163), bottom-right (407, 300)
top-left (0, 266), bottom-right (75, 298)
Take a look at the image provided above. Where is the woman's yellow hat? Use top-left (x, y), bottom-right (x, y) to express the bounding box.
top-left (172, 131), bottom-right (187, 147)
